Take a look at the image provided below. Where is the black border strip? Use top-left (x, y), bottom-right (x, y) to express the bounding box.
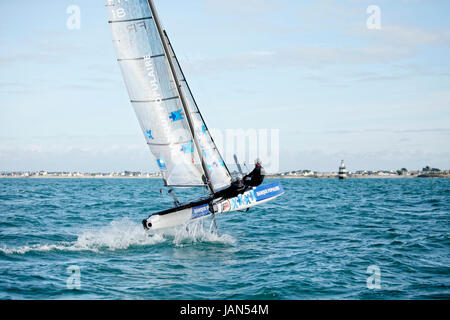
top-left (1, 300), bottom-right (447, 319)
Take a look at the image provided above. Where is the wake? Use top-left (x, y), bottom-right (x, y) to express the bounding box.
top-left (0, 218), bottom-right (236, 255)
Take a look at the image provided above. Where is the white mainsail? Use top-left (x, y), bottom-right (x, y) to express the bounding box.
top-left (163, 31), bottom-right (232, 191)
top-left (106, 0), bottom-right (232, 191)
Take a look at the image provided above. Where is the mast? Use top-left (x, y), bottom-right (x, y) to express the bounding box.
top-left (147, 0), bottom-right (215, 194)
top-left (163, 30), bottom-right (233, 180)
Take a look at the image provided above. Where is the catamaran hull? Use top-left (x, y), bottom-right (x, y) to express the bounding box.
top-left (144, 182), bottom-right (285, 231)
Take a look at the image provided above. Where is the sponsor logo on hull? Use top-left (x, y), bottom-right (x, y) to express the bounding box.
top-left (230, 190), bottom-right (257, 211)
top-left (254, 182), bottom-right (284, 202)
top-left (191, 182), bottom-right (284, 218)
top-left (221, 200), bottom-right (231, 212)
top-left (191, 204), bottom-right (210, 220)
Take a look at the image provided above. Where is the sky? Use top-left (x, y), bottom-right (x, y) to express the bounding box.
top-left (0, 0), bottom-right (449, 173)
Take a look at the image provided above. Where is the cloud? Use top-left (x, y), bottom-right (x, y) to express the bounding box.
top-left (204, 0), bottom-right (287, 15)
top-left (280, 147), bottom-right (450, 172)
top-left (0, 40), bottom-right (90, 66)
top-left (356, 25), bottom-right (450, 47)
top-left (0, 141), bottom-right (154, 172)
top-left (185, 44), bottom-right (415, 75)
top-left (319, 128), bottom-right (450, 135)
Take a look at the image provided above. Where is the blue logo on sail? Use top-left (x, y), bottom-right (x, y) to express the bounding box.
top-left (181, 142), bottom-right (194, 153)
top-left (146, 130), bottom-right (154, 140)
top-left (157, 158), bottom-right (167, 171)
top-left (169, 109), bottom-right (184, 122)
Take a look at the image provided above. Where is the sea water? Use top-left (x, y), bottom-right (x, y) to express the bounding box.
top-left (0, 178), bottom-right (448, 299)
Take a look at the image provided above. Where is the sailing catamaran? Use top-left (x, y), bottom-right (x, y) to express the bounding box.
top-left (106, 0), bottom-right (284, 231)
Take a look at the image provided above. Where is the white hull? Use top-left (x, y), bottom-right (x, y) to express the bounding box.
top-left (144, 182), bottom-right (285, 231)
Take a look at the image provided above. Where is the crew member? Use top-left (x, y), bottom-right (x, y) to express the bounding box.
top-left (214, 175), bottom-right (246, 200)
top-left (243, 158), bottom-right (265, 187)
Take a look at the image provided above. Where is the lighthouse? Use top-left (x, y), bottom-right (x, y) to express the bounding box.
top-left (338, 160), bottom-right (347, 180)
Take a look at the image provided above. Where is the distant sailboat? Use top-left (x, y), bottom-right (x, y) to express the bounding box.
top-left (105, 0), bottom-right (285, 231)
top-left (338, 160), bottom-right (347, 180)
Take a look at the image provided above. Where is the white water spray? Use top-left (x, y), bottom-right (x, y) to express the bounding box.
top-left (0, 218), bottom-right (235, 255)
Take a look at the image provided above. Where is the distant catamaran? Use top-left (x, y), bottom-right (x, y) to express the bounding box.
top-left (105, 0), bottom-right (284, 231)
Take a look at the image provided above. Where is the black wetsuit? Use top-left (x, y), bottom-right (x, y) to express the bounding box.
top-left (214, 179), bottom-right (246, 200)
top-left (244, 165), bottom-right (265, 187)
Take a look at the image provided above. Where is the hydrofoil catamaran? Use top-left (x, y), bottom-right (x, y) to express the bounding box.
top-left (106, 0), bottom-right (284, 231)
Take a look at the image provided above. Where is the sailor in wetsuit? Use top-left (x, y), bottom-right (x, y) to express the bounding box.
top-left (214, 175), bottom-right (246, 200)
top-left (243, 158), bottom-right (265, 187)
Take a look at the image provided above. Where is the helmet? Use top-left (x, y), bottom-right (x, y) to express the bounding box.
top-left (255, 158), bottom-right (262, 165)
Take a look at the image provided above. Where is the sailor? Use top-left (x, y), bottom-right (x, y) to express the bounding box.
top-left (243, 158), bottom-right (265, 187)
top-left (214, 175), bottom-right (246, 200)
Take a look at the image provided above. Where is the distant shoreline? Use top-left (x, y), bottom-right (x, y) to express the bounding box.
top-left (269, 175), bottom-right (449, 179)
top-left (267, 175), bottom-right (416, 179)
top-left (0, 176), bottom-right (161, 179)
top-left (1, 175), bottom-right (448, 179)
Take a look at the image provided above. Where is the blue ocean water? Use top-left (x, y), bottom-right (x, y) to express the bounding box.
top-left (0, 178), bottom-right (448, 300)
